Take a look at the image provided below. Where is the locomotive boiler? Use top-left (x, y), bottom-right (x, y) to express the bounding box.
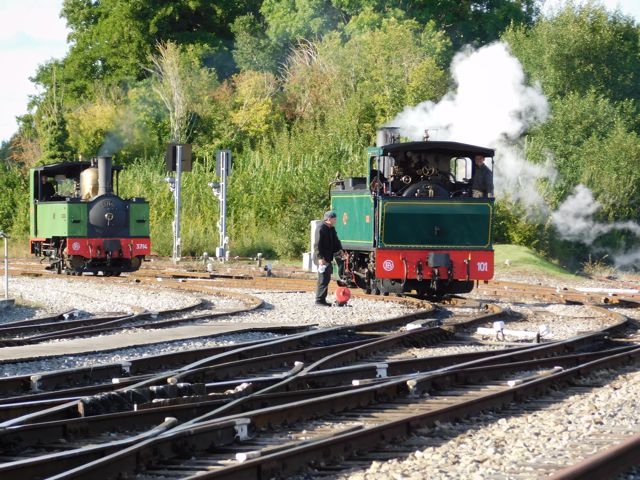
top-left (29, 156), bottom-right (150, 276)
top-left (331, 128), bottom-right (494, 297)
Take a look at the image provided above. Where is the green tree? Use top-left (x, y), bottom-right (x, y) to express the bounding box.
top-left (231, 14), bottom-right (284, 73)
top-left (0, 141), bottom-right (9, 162)
top-left (148, 42), bottom-right (225, 157)
top-left (504, 2), bottom-right (640, 103)
top-left (49, 0), bottom-right (261, 104)
top-left (65, 88), bottom-right (122, 159)
top-left (149, 42), bottom-right (194, 143)
top-left (522, 89), bottom-right (640, 220)
top-left (229, 70), bottom-right (282, 140)
top-left (38, 90), bottom-right (73, 164)
top-left (410, 0), bottom-right (539, 48)
top-left (261, 0), bottom-right (345, 43)
top-left (499, 2), bottom-right (640, 267)
top-left (0, 161), bottom-right (28, 234)
top-left (280, 17), bottom-right (450, 128)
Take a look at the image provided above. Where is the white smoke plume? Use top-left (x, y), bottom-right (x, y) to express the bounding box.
top-left (551, 185), bottom-right (640, 268)
top-left (389, 41), bottom-right (554, 219)
top-left (389, 41), bottom-right (640, 269)
top-left (392, 42), bottom-right (547, 144)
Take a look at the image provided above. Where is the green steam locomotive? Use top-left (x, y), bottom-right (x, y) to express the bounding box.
top-left (29, 156), bottom-right (150, 275)
top-left (332, 128), bottom-right (495, 297)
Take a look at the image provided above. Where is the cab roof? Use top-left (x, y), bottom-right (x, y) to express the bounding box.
top-left (31, 161), bottom-right (123, 176)
top-left (377, 141), bottom-right (495, 158)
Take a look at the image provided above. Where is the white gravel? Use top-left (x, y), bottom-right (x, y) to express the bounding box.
top-left (2, 277), bottom-right (209, 318)
top-left (0, 276), bottom-right (421, 376)
top-left (2, 276), bottom-right (421, 329)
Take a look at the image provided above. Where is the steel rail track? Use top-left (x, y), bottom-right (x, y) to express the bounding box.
top-left (0, 328), bottom-right (631, 479)
top-left (0, 312), bottom-right (131, 346)
top-left (0, 307), bottom-right (442, 426)
top-left (548, 430), bottom-right (640, 480)
top-left (0, 329), bottom-right (293, 402)
top-left (1, 305), bottom-right (441, 399)
top-left (0, 296), bottom-right (266, 345)
top-left (0, 303), bottom-right (624, 429)
top-left (2, 334), bottom-right (630, 456)
top-left (36, 339), bottom-right (640, 480)
top-left (1, 264), bottom-right (636, 479)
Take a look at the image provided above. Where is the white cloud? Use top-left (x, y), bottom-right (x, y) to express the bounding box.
top-left (0, 0), bottom-right (68, 142)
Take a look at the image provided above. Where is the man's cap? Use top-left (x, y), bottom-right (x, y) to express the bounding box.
top-left (324, 210), bottom-right (337, 220)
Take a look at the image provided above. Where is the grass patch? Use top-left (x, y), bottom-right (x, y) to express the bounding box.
top-left (494, 244), bottom-right (580, 280)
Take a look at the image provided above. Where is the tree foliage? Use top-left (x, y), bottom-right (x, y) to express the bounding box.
top-left (503, 2), bottom-right (640, 102)
top-left (37, 91), bottom-right (73, 164)
top-left (149, 42), bottom-right (194, 144)
top-left (56, 0), bottom-right (261, 101)
top-left (2, 0), bottom-right (639, 269)
top-left (502, 2), bottom-right (640, 265)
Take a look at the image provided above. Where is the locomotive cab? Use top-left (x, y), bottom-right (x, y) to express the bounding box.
top-left (366, 144), bottom-right (492, 199)
top-left (331, 128), bottom-right (495, 298)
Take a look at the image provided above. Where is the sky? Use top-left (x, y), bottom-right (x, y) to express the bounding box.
top-left (0, 0), bottom-right (639, 144)
top-left (0, 0), bottom-right (68, 144)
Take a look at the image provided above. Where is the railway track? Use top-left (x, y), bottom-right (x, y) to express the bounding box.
top-left (0, 294), bottom-right (261, 347)
top-left (2, 260), bottom-right (640, 478)
top-left (0, 299), bottom-right (636, 479)
top-left (3, 334), bottom-right (635, 479)
top-left (12, 256), bottom-right (639, 306)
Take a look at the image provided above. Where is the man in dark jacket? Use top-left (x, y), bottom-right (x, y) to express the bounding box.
top-left (471, 154), bottom-right (494, 198)
top-left (39, 175), bottom-right (56, 201)
top-left (315, 210), bottom-right (344, 306)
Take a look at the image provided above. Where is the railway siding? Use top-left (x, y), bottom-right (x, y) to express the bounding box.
top-left (0, 265), bottom-right (639, 479)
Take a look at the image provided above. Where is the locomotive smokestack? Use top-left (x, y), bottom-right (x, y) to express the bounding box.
top-left (97, 156), bottom-right (113, 195)
top-left (376, 127), bottom-right (401, 147)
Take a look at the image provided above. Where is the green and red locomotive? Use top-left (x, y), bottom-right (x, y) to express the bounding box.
top-left (29, 156), bottom-right (150, 275)
top-left (332, 128), bottom-right (494, 297)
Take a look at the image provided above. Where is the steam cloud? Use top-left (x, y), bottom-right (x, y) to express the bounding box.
top-left (99, 132), bottom-right (124, 157)
top-left (390, 41), bottom-right (553, 219)
top-left (551, 185), bottom-right (640, 268)
top-left (389, 41), bottom-right (640, 269)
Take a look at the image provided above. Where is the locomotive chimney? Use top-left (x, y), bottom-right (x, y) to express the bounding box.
top-left (376, 127), bottom-right (401, 147)
top-left (97, 156), bottom-right (113, 195)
